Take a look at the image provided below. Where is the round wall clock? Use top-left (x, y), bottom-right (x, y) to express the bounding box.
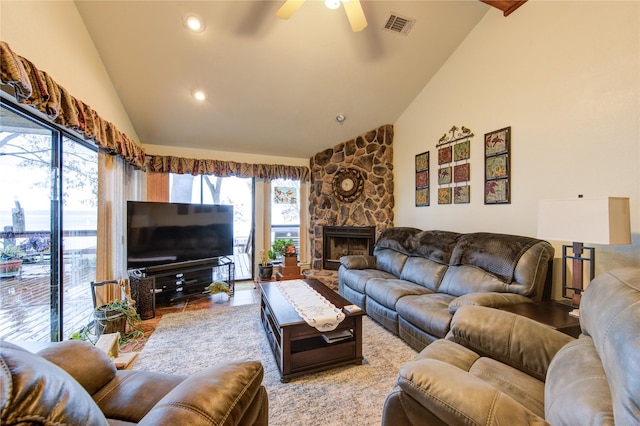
top-left (332, 168), bottom-right (364, 202)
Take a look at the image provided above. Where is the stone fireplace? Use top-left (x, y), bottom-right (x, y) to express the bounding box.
top-left (308, 124), bottom-right (395, 271)
top-left (323, 226), bottom-right (375, 270)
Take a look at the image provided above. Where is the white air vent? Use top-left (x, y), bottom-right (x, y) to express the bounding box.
top-left (382, 13), bottom-right (415, 36)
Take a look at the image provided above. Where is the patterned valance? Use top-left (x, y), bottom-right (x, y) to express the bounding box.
top-left (145, 155), bottom-right (310, 180)
top-left (1, 41), bottom-right (145, 168)
top-left (0, 41), bottom-right (310, 180)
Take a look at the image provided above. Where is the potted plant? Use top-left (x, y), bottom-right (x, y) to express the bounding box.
top-left (93, 299), bottom-right (143, 341)
top-left (204, 280), bottom-right (231, 303)
top-left (258, 250), bottom-right (273, 281)
top-left (270, 238), bottom-right (295, 261)
top-left (0, 241), bottom-right (26, 278)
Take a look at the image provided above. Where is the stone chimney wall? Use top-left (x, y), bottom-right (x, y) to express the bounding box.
top-left (308, 124), bottom-right (395, 270)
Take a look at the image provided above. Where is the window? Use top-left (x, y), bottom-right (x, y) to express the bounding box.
top-left (170, 174), bottom-right (254, 280)
top-left (0, 100), bottom-right (97, 342)
top-left (271, 179), bottom-right (301, 256)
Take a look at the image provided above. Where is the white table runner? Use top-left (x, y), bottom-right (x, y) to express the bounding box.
top-left (276, 280), bottom-right (345, 332)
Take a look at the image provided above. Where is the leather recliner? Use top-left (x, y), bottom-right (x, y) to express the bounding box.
top-left (1, 340), bottom-right (268, 425)
top-left (382, 267), bottom-right (640, 425)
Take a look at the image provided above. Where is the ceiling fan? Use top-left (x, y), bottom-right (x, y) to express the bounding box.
top-left (276, 0), bottom-right (368, 32)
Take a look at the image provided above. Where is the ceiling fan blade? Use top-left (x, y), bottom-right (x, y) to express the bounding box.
top-left (342, 0), bottom-right (367, 32)
top-left (276, 0), bottom-right (306, 20)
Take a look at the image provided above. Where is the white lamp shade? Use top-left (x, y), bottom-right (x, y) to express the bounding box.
top-left (537, 197), bottom-right (631, 245)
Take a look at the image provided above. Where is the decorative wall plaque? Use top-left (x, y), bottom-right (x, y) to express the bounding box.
top-left (437, 125), bottom-right (473, 204)
top-left (332, 168), bottom-right (365, 203)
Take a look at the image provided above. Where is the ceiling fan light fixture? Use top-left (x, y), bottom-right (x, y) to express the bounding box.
top-left (183, 13), bottom-right (205, 32)
top-left (325, 0), bottom-right (341, 10)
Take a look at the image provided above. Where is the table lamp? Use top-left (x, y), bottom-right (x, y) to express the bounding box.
top-left (537, 196), bottom-right (631, 310)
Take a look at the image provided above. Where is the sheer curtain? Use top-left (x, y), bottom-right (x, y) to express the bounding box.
top-left (95, 150), bottom-right (145, 305)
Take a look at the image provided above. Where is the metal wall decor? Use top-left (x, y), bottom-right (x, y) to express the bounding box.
top-left (415, 151), bottom-right (429, 206)
top-left (436, 125), bottom-right (473, 204)
top-left (484, 126), bottom-right (511, 204)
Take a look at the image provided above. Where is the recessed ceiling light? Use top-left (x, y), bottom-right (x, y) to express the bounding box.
top-left (183, 13), bottom-right (205, 32)
top-left (192, 90), bottom-right (207, 101)
top-left (325, 0), bottom-right (341, 10)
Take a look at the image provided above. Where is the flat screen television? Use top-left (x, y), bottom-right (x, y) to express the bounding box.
top-left (126, 201), bottom-right (234, 270)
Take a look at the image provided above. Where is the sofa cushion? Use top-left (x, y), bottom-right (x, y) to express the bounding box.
top-left (93, 370), bottom-right (186, 422)
top-left (471, 357), bottom-right (545, 418)
top-left (399, 256), bottom-right (448, 292)
top-left (395, 356), bottom-right (546, 425)
top-left (1, 344), bottom-right (109, 425)
top-left (366, 278), bottom-right (433, 310)
top-left (396, 294), bottom-right (455, 339)
top-left (339, 266), bottom-right (396, 294)
top-left (374, 248), bottom-right (408, 277)
top-left (438, 264), bottom-right (527, 297)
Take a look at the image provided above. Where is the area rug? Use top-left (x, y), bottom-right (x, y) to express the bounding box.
top-left (134, 304), bottom-right (418, 425)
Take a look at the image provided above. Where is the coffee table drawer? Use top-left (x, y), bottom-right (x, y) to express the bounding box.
top-left (291, 338), bottom-right (356, 370)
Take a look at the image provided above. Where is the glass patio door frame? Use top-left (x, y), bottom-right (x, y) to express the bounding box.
top-left (1, 97), bottom-right (97, 341)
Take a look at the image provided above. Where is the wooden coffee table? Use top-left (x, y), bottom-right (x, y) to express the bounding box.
top-left (259, 278), bottom-right (364, 382)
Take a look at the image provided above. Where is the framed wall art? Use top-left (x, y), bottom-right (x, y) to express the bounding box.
top-left (454, 163), bottom-right (470, 183)
top-left (484, 126), bottom-right (511, 204)
top-left (415, 151), bottom-right (430, 206)
top-left (437, 125), bottom-right (473, 206)
top-left (454, 185), bottom-right (470, 204)
top-left (438, 187), bottom-right (452, 205)
top-left (454, 140), bottom-right (470, 161)
top-left (416, 188), bottom-right (429, 207)
top-left (438, 167), bottom-right (452, 185)
top-left (438, 146), bottom-right (452, 164)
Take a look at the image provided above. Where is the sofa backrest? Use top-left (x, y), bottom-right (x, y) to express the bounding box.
top-left (374, 248), bottom-right (408, 278)
top-left (579, 268), bottom-right (640, 424)
top-left (438, 240), bottom-right (554, 299)
top-left (373, 228), bottom-right (554, 299)
top-left (399, 256), bottom-right (448, 292)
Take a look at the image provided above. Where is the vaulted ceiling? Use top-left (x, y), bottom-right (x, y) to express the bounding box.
top-left (74, 1), bottom-right (522, 159)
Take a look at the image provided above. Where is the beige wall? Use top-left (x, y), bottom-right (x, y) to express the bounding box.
top-left (394, 1), bottom-right (640, 297)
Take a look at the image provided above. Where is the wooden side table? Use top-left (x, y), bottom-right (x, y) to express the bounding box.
top-left (499, 300), bottom-right (581, 338)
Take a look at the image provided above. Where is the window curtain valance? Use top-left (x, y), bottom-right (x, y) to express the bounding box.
top-left (145, 155), bottom-right (310, 180)
top-left (0, 41), bottom-right (310, 181)
top-left (1, 41), bottom-right (145, 168)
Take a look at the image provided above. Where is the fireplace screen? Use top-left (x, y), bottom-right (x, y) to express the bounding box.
top-left (323, 226), bottom-right (375, 270)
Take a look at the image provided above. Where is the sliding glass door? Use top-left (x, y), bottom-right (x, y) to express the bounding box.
top-left (0, 101), bottom-right (97, 342)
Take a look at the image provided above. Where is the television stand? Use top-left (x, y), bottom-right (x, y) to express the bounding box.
top-left (131, 257), bottom-right (235, 306)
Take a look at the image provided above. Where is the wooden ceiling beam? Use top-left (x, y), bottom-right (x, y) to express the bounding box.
top-left (480, 0), bottom-right (528, 17)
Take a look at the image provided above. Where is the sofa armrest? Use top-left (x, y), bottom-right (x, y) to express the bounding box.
top-left (138, 361), bottom-right (266, 425)
top-left (446, 305), bottom-right (574, 381)
top-left (448, 292), bottom-right (533, 314)
top-left (394, 358), bottom-right (548, 425)
top-left (340, 254), bottom-right (376, 270)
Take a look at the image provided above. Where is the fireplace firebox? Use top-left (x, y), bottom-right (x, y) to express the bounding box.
top-left (323, 226), bottom-right (376, 270)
